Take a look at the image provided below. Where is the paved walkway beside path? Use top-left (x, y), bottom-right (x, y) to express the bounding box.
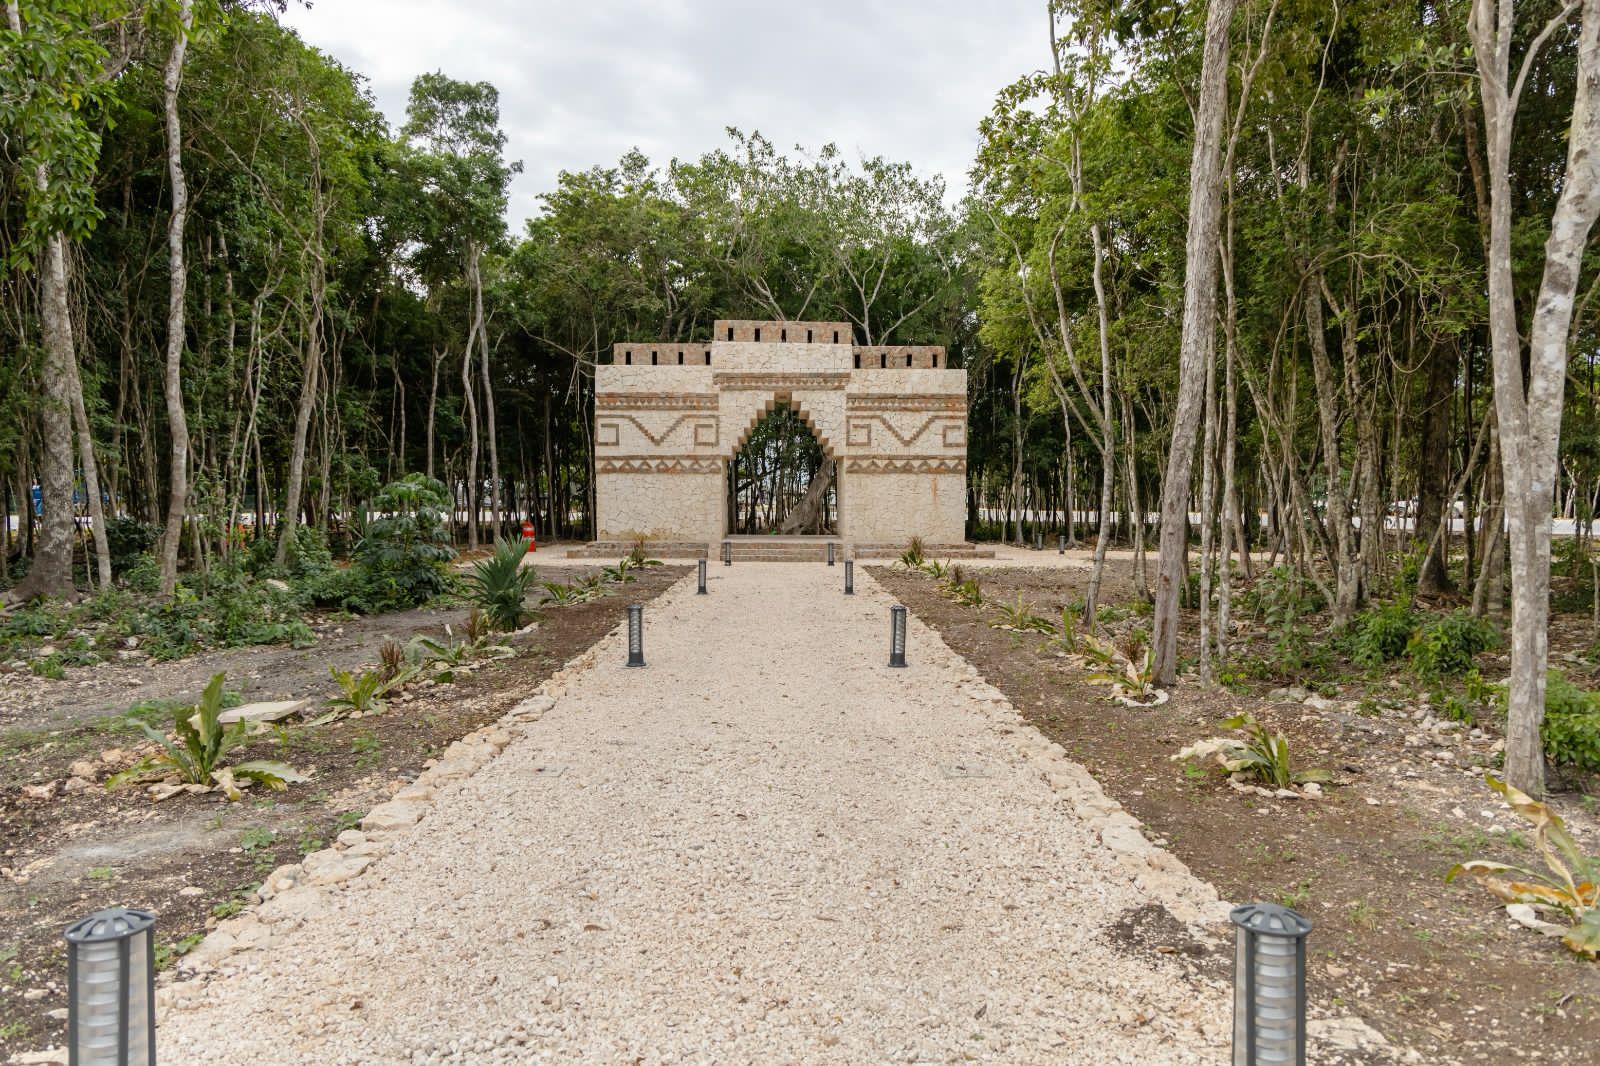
top-left (158, 564), bottom-right (1231, 1063)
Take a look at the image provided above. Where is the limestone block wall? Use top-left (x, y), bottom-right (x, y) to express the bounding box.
top-left (593, 322), bottom-right (969, 546)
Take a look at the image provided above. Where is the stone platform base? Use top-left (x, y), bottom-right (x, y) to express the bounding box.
top-left (565, 538), bottom-right (994, 562)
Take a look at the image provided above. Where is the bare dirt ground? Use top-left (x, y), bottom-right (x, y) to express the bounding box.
top-left (0, 564), bottom-right (687, 1059)
top-left (872, 559), bottom-right (1600, 1064)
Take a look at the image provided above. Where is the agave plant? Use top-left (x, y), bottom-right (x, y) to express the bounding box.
top-left (463, 538), bottom-right (539, 631)
top-left (1448, 776), bottom-right (1600, 958)
top-left (107, 673), bottom-right (307, 801)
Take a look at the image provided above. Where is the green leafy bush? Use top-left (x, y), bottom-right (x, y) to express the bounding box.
top-left (1407, 610), bottom-right (1499, 679)
top-left (1542, 671), bottom-right (1600, 774)
top-left (1245, 567), bottom-right (1326, 676)
top-left (103, 516), bottom-right (162, 577)
top-left (130, 558), bottom-right (315, 660)
top-left (463, 539), bottom-right (538, 631)
top-left (342, 474), bottom-right (456, 613)
top-left (1347, 602), bottom-right (1418, 666)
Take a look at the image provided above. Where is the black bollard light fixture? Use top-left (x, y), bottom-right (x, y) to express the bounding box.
top-left (66, 907), bottom-right (156, 1066)
top-left (888, 604), bottom-right (908, 667)
top-left (697, 558), bottom-right (707, 594)
top-left (827, 542), bottom-right (835, 566)
top-left (1058, 533), bottom-right (1066, 554)
top-left (626, 604), bottom-right (645, 667)
top-left (844, 559), bottom-right (855, 595)
top-left (722, 540), bottom-right (731, 566)
top-left (1230, 902), bottom-right (1312, 1065)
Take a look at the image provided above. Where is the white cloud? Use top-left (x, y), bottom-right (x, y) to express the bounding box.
top-left (282, 0), bottom-right (1044, 230)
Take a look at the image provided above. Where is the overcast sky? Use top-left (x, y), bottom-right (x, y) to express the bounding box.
top-left (280, 0), bottom-right (1047, 232)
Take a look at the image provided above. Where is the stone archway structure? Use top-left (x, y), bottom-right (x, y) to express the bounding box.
top-left (585, 320), bottom-right (968, 552)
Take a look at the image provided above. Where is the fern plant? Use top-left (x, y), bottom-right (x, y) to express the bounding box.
top-left (107, 673), bottom-right (307, 801)
top-left (463, 538), bottom-right (539, 631)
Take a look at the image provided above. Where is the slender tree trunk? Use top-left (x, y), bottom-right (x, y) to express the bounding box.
top-left (65, 344), bottom-right (110, 589)
top-left (156, 0), bottom-right (194, 597)
top-left (1152, 0), bottom-right (1235, 685)
top-left (1471, 0), bottom-right (1600, 795)
top-left (275, 129), bottom-right (328, 567)
top-left (471, 245), bottom-right (502, 542)
top-left (11, 233), bottom-right (79, 602)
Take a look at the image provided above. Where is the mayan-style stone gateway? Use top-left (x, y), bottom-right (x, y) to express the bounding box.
top-left (589, 320), bottom-right (969, 553)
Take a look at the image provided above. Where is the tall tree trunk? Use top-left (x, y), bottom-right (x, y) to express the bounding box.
top-left (1415, 338), bottom-right (1458, 594)
top-left (275, 131), bottom-right (328, 567)
top-left (471, 245), bottom-right (502, 542)
top-left (66, 345), bottom-right (110, 589)
top-left (1471, 0), bottom-right (1600, 795)
top-left (156, 0), bottom-right (194, 597)
top-left (11, 234), bottom-right (79, 602)
top-left (1152, 0), bottom-right (1235, 685)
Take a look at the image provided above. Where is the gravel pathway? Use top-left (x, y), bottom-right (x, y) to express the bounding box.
top-left (158, 564), bottom-right (1231, 1063)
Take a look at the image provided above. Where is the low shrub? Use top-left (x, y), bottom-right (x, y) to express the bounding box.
top-left (1542, 671), bottom-right (1600, 775)
top-left (103, 516), bottom-right (162, 577)
top-left (341, 474), bottom-right (456, 613)
top-left (1407, 610), bottom-right (1498, 679)
top-left (1347, 602), bottom-right (1419, 666)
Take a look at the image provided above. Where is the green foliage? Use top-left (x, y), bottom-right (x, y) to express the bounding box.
top-left (1245, 568), bottom-right (1326, 677)
top-left (1346, 602), bottom-right (1418, 667)
top-left (462, 538), bottom-right (538, 630)
top-left (325, 664), bottom-right (406, 716)
top-left (1407, 611), bottom-right (1499, 680)
top-left (131, 558), bottom-right (315, 660)
top-left (1541, 671), bottom-right (1600, 774)
top-left (990, 592), bottom-right (1053, 633)
top-left (106, 673), bottom-right (307, 800)
top-left (898, 536), bottom-right (927, 570)
top-left (103, 516), bottom-right (162, 577)
top-left (0, 0), bottom-right (129, 268)
top-left (1448, 776), bottom-right (1600, 958)
top-left (342, 475), bottom-right (457, 613)
top-left (1217, 712), bottom-right (1333, 789)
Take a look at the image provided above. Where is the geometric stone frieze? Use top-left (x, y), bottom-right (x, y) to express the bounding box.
top-left (712, 371), bottom-right (850, 391)
top-left (595, 392), bottom-right (718, 410)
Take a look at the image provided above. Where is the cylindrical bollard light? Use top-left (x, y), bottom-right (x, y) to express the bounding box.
top-left (844, 559), bottom-right (855, 595)
top-left (827, 542), bottom-right (835, 566)
top-left (888, 604), bottom-right (908, 667)
top-left (697, 558), bottom-right (707, 594)
top-left (1058, 533), bottom-right (1066, 554)
top-left (722, 540), bottom-right (731, 566)
top-left (66, 907), bottom-right (156, 1066)
top-left (1230, 902), bottom-right (1312, 1065)
top-left (1034, 530), bottom-right (1043, 551)
top-left (626, 604), bottom-right (645, 667)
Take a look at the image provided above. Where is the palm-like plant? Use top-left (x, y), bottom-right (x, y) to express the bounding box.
top-left (463, 538), bottom-right (538, 630)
